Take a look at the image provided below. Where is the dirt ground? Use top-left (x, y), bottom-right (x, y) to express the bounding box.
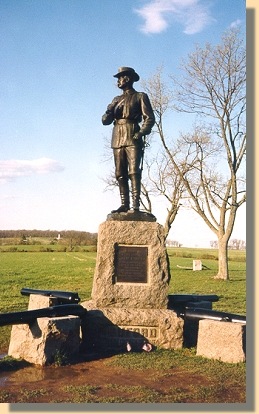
top-left (0, 349), bottom-right (245, 404)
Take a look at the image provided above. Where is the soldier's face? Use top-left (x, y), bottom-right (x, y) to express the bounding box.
top-left (117, 75), bottom-right (132, 89)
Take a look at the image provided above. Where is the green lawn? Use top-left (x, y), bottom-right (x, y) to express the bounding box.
top-left (0, 246), bottom-right (246, 351)
top-left (167, 248), bottom-right (246, 314)
top-left (0, 246), bottom-right (247, 403)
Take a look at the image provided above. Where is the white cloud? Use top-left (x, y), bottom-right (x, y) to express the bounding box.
top-left (134, 0), bottom-right (214, 35)
top-left (0, 158), bottom-right (64, 183)
top-left (230, 19), bottom-right (242, 29)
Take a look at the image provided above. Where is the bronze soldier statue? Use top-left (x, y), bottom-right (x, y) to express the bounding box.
top-left (102, 67), bottom-right (155, 213)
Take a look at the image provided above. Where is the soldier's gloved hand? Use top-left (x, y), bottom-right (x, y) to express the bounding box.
top-left (106, 104), bottom-right (115, 114)
top-left (106, 100), bottom-right (118, 114)
top-left (133, 132), bottom-right (142, 140)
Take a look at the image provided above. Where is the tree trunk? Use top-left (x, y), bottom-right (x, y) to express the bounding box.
top-left (215, 237), bottom-right (229, 280)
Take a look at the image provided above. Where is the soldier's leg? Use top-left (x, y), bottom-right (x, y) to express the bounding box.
top-left (112, 148), bottom-right (130, 213)
top-left (127, 146), bottom-right (142, 211)
top-left (130, 173), bottom-right (141, 211)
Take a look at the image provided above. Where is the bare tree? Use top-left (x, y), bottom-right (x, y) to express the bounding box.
top-left (210, 240), bottom-right (218, 249)
top-left (143, 29), bottom-right (246, 280)
top-left (141, 68), bottom-right (185, 238)
top-left (144, 152), bottom-right (184, 238)
top-left (174, 28), bottom-right (246, 280)
top-left (228, 239), bottom-right (246, 250)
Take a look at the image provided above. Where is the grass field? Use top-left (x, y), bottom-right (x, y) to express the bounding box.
top-left (0, 245), bottom-right (247, 403)
top-left (0, 245), bottom-right (246, 350)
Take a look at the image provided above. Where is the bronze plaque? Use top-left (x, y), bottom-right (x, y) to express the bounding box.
top-left (114, 245), bottom-right (148, 283)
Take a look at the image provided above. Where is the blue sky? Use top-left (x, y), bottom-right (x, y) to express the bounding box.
top-left (0, 0), bottom-right (246, 247)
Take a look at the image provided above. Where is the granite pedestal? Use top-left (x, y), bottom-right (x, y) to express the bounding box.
top-left (82, 213), bottom-right (184, 351)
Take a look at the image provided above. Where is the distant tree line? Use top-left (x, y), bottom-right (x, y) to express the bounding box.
top-left (0, 230), bottom-right (97, 246)
top-left (166, 240), bottom-right (183, 248)
top-left (210, 239), bottom-right (246, 250)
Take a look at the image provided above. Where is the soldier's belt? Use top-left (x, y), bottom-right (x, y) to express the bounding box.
top-left (114, 119), bottom-right (137, 125)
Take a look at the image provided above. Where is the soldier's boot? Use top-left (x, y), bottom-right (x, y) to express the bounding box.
top-left (130, 174), bottom-right (141, 211)
top-left (111, 177), bottom-right (130, 213)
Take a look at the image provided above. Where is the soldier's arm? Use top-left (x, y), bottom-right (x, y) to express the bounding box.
top-left (102, 97), bottom-right (119, 125)
top-left (138, 93), bottom-right (155, 136)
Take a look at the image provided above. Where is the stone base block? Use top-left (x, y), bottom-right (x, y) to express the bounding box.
top-left (81, 301), bottom-right (184, 352)
top-left (91, 220), bottom-right (170, 309)
top-left (8, 315), bottom-right (81, 366)
top-left (196, 320), bottom-right (246, 363)
top-left (27, 294), bottom-right (59, 309)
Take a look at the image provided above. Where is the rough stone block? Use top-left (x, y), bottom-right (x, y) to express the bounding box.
top-left (91, 220), bottom-right (170, 309)
top-left (27, 294), bottom-right (58, 309)
top-left (81, 301), bottom-right (183, 352)
top-left (196, 319), bottom-right (246, 363)
top-left (8, 315), bottom-right (81, 366)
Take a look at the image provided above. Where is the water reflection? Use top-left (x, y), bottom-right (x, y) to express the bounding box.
top-left (0, 364), bottom-right (82, 385)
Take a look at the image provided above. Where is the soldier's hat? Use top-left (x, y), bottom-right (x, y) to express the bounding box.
top-left (113, 67), bottom-right (140, 82)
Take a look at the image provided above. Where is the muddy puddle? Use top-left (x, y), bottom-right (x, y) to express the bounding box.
top-left (0, 353), bottom-right (90, 388)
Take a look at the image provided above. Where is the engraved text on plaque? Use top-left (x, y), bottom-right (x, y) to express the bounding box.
top-left (114, 245), bottom-right (148, 283)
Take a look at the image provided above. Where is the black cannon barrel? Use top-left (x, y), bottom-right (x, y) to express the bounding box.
top-left (182, 307), bottom-right (246, 324)
top-left (21, 287), bottom-right (80, 303)
top-left (0, 304), bottom-right (87, 327)
top-left (169, 294), bottom-right (219, 303)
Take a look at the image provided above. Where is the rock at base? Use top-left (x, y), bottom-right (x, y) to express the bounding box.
top-left (8, 295), bottom-right (81, 366)
top-left (8, 315), bottom-right (81, 366)
top-left (196, 319), bottom-right (246, 363)
top-left (81, 301), bottom-right (184, 352)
